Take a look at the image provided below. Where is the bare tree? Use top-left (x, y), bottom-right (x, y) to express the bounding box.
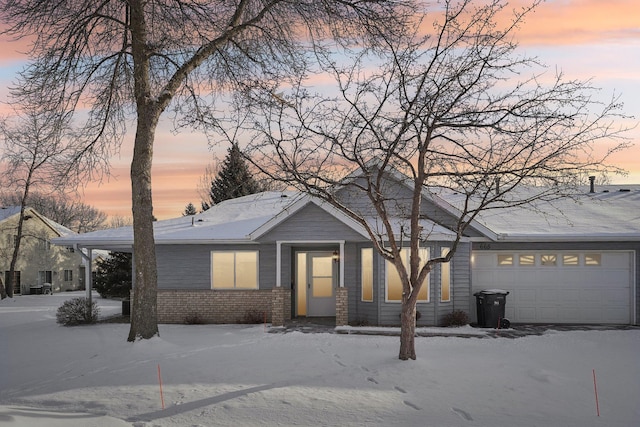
top-left (107, 215), bottom-right (133, 229)
top-left (0, 107), bottom-right (72, 298)
top-left (239, 0), bottom-right (632, 359)
top-left (1, 0), bottom-right (409, 340)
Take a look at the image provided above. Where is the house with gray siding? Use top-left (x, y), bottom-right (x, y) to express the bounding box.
top-left (52, 176), bottom-right (640, 328)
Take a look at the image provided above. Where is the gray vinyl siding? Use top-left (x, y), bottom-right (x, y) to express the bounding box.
top-left (258, 203), bottom-right (367, 243)
top-left (335, 177), bottom-right (414, 218)
top-left (336, 177), bottom-right (486, 239)
top-left (349, 244), bottom-right (379, 325)
top-left (156, 243), bottom-right (277, 291)
top-left (373, 241), bottom-right (471, 326)
top-left (472, 241), bottom-right (639, 325)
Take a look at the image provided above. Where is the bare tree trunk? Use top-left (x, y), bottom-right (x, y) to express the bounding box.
top-left (7, 190), bottom-right (32, 298)
top-left (399, 299), bottom-right (417, 360)
top-left (127, 0), bottom-right (159, 341)
top-left (127, 110), bottom-right (159, 341)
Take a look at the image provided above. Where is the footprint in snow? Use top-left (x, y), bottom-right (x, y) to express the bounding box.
top-left (403, 400), bottom-right (421, 410)
top-left (452, 407), bottom-right (473, 421)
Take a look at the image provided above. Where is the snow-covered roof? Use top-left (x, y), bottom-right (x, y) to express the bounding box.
top-left (53, 191), bottom-right (305, 249)
top-left (52, 183), bottom-right (640, 250)
top-left (443, 185), bottom-right (640, 241)
top-left (0, 206), bottom-right (75, 237)
top-left (0, 206), bottom-right (22, 221)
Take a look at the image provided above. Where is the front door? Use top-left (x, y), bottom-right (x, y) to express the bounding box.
top-left (296, 251), bottom-right (337, 317)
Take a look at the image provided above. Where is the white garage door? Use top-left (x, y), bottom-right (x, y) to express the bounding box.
top-left (472, 251), bottom-right (634, 324)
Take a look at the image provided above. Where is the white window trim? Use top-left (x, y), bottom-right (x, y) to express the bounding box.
top-left (210, 250), bottom-right (259, 290)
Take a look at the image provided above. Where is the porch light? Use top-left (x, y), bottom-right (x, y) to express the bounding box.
top-left (333, 250), bottom-right (340, 263)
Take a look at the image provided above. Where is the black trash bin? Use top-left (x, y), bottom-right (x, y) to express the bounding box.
top-left (474, 290), bottom-right (510, 328)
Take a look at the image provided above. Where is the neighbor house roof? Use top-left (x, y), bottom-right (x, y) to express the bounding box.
top-left (0, 206), bottom-right (75, 237)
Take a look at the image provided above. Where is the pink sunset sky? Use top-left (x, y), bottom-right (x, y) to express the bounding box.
top-left (1, 0), bottom-right (639, 220)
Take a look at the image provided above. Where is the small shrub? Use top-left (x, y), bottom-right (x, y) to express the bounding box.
top-left (441, 310), bottom-right (469, 327)
top-left (184, 314), bottom-right (205, 324)
top-left (240, 310), bottom-right (265, 324)
top-left (56, 297), bottom-right (100, 326)
top-left (350, 318), bottom-right (370, 327)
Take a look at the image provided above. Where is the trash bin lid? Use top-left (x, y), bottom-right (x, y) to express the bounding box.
top-left (479, 289), bottom-right (509, 295)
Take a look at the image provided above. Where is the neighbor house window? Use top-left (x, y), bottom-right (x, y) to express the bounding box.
top-left (64, 270), bottom-right (73, 281)
top-left (361, 248), bottom-right (373, 302)
top-left (440, 247), bottom-right (451, 302)
top-left (584, 254), bottom-right (602, 266)
top-left (540, 254), bottom-right (557, 266)
top-left (562, 254), bottom-right (579, 266)
top-left (211, 251), bottom-right (258, 289)
top-left (497, 254), bottom-right (513, 266)
top-left (519, 254), bottom-right (535, 266)
top-left (37, 238), bottom-right (51, 251)
top-left (386, 247), bottom-right (429, 302)
top-left (38, 270), bottom-right (52, 284)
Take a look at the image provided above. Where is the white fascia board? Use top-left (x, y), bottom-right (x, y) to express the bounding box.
top-left (495, 233), bottom-right (640, 242)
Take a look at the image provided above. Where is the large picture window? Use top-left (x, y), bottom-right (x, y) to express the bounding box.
top-left (211, 251), bottom-right (258, 289)
top-left (386, 247), bottom-right (429, 302)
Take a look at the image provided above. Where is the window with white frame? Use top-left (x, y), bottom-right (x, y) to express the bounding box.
top-left (386, 247), bottom-right (429, 302)
top-left (211, 251), bottom-right (258, 289)
top-left (361, 248), bottom-right (373, 302)
top-left (440, 247), bottom-right (451, 302)
top-left (64, 269), bottom-right (73, 281)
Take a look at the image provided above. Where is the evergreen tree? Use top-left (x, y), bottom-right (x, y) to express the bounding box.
top-left (183, 202), bottom-right (197, 216)
top-left (93, 252), bottom-right (132, 299)
top-left (207, 143), bottom-right (262, 206)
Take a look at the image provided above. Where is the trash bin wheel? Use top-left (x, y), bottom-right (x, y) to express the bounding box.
top-left (499, 318), bottom-right (511, 329)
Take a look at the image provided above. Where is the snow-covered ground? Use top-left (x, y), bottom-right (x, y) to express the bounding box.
top-left (1, 292), bottom-right (638, 427)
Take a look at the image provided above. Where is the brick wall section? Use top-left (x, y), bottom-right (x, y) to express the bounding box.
top-left (155, 289), bottom-right (273, 324)
top-left (336, 287), bottom-right (348, 326)
top-left (271, 287), bottom-right (291, 326)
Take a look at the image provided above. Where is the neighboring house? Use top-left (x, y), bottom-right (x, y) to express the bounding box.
top-left (0, 206), bottom-right (85, 294)
top-left (52, 174), bottom-right (640, 327)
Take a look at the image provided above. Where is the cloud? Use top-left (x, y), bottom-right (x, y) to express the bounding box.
top-left (513, 0), bottom-right (640, 46)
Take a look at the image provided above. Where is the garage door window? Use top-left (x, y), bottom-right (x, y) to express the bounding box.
top-left (497, 254), bottom-right (513, 266)
top-left (562, 254), bottom-right (579, 265)
top-left (519, 254), bottom-right (535, 266)
top-left (540, 254), bottom-right (557, 266)
top-left (585, 254), bottom-right (602, 266)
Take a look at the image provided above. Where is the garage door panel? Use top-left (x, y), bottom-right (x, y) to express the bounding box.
top-left (579, 289), bottom-right (603, 305)
top-left (603, 253), bottom-right (631, 267)
top-left (472, 251), bottom-right (632, 324)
